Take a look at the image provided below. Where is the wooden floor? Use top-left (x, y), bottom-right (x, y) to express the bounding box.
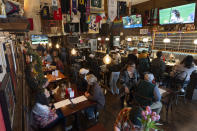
top-left (46, 92), bottom-right (197, 131)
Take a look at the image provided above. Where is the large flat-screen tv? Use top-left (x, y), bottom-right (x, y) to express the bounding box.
top-left (159, 3), bottom-right (196, 25)
top-left (123, 15), bottom-right (142, 28)
top-left (31, 35), bottom-right (48, 44)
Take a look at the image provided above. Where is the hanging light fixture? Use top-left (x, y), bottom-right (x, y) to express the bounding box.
top-left (98, 37), bottom-right (101, 41)
top-left (105, 37), bottom-right (110, 41)
top-left (71, 48), bottom-right (77, 55)
top-left (103, 54), bottom-right (112, 65)
top-left (143, 38), bottom-right (149, 43)
top-left (194, 39), bottom-right (197, 45)
top-left (49, 43), bottom-right (52, 47)
top-left (127, 37), bottom-right (132, 42)
top-left (163, 38), bottom-right (171, 43)
top-left (56, 44), bottom-right (60, 49)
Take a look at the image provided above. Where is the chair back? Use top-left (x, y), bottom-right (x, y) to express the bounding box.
top-left (171, 71), bottom-right (188, 89)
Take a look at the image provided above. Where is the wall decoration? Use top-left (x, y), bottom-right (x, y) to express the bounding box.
top-left (88, 15), bottom-right (99, 33)
top-left (140, 29), bottom-right (149, 35)
top-left (108, 0), bottom-right (117, 22)
top-left (0, 105), bottom-right (6, 131)
top-left (72, 0), bottom-right (77, 14)
top-left (52, 0), bottom-right (58, 6)
top-left (86, 0), bottom-right (90, 17)
top-left (91, 0), bottom-right (101, 8)
top-left (53, 8), bottom-right (62, 20)
top-left (0, 73), bottom-right (16, 131)
top-left (0, 0), bottom-right (6, 18)
top-left (78, 0), bottom-right (86, 13)
top-left (117, 1), bottom-right (126, 19)
top-left (90, 0), bottom-right (104, 13)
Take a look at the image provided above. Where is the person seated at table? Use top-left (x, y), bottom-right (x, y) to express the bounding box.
top-left (43, 50), bottom-right (53, 63)
top-left (114, 107), bottom-right (142, 131)
top-left (138, 50), bottom-right (150, 78)
top-left (135, 73), bottom-right (162, 114)
top-left (76, 68), bottom-right (89, 92)
top-left (118, 62), bottom-right (139, 108)
top-left (170, 55), bottom-right (197, 92)
top-left (85, 74), bottom-right (105, 119)
top-left (151, 51), bottom-right (166, 82)
top-left (52, 57), bottom-right (64, 73)
top-left (32, 92), bottom-right (67, 130)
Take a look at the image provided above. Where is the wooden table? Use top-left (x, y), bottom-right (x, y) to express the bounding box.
top-left (43, 65), bottom-right (56, 73)
top-left (45, 71), bottom-right (66, 83)
top-left (53, 84), bottom-right (97, 117)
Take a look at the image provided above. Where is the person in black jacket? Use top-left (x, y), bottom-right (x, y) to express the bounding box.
top-left (76, 68), bottom-right (89, 92)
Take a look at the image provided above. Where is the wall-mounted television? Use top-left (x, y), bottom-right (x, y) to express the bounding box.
top-left (31, 35), bottom-right (48, 45)
top-left (123, 15), bottom-right (142, 28)
top-left (159, 3), bottom-right (196, 25)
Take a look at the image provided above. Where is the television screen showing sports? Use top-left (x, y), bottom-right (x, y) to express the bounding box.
top-left (123, 15), bottom-right (142, 28)
top-left (31, 35), bottom-right (48, 44)
top-left (159, 3), bottom-right (196, 25)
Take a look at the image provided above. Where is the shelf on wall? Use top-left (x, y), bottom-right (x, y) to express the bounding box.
top-left (153, 31), bottom-right (197, 54)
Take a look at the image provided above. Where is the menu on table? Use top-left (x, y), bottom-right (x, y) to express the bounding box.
top-left (71, 95), bottom-right (88, 104)
top-left (159, 88), bottom-right (167, 95)
top-left (54, 99), bottom-right (71, 109)
top-left (54, 95), bottom-right (88, 109)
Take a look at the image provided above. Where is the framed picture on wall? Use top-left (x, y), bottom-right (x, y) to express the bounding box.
top-left (0, 73), bottom-right (16, 131)
top-left (3, 42), bottom-right (17, 92)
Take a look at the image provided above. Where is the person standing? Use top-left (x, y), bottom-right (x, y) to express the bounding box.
top-left (119, 62), bottom-right (139, 108)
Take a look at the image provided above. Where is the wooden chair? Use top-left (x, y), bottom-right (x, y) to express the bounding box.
top-left (161, 92), bottom-right (176, 123)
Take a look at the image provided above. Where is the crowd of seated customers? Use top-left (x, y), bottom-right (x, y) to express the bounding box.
top-left (26, 44), bottom-right (197, 130)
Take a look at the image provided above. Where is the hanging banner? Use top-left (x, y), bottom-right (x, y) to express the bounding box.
top-left (86, 0), bottom-right (90, 17)
top-left (88, 15), bottom-right (99, 33)
top-left (108, 0), bottom-right (117, 22)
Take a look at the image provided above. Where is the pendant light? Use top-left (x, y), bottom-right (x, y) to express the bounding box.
top-left (103, 54), bottom-right (112, 65)
top-left (71, 48), bottom-right (77, 55)
top-left (56, 44), bottom-right (60, 49)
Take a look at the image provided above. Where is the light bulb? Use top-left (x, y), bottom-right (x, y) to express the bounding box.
top-left (163, 38), bottom-right (170, 43)
top-left (194, 39), bottom-right (197, 45)
top-left (143, 38), bottom-right (149, 43)
top-left (49, 43), bottom-right (52, 47)
top-left (103, 54), bottom-right (112, 65)
top-left (115, 38), bottom-right (120, 41)
top-left (105, 37), bottom-right (110, 41)
top-left (98, 37), bottom-right (101, 41)
top-left (71, 48), bottom-right (77, 55)
top-left (56, 44), bottom-right (60, 49)
top-left (127, 38), bottom-right (132, 42)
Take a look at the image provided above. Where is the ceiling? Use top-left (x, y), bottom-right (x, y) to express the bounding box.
top-left (130, 0), bottom-right (150, 5)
